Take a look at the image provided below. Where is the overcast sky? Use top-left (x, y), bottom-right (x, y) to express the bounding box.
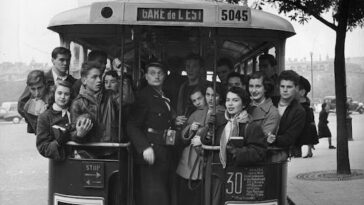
top-left (0, 0), bottom-right (363, 64)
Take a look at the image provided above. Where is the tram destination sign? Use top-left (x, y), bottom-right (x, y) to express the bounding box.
top-left (82, 162), bottom-right (104, 188)
top-left (137, 8), bottom-right (203, 22)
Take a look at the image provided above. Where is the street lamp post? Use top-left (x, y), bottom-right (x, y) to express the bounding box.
top-left (310, 52), bottom-right (314, 101)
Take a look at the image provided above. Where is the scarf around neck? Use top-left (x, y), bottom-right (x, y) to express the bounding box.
top-left (52, 103), bottom-right (71, 123)
top-left (219, 110), bottom-right (248, 168)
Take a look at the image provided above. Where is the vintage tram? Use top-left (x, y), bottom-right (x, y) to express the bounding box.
top-left (46, 0), bottom-right (295, 204)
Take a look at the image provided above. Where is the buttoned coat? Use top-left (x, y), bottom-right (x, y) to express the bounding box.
top-left (248, 98), bottom-right (280, 135)
top-left (36, 107), bottom-right (70, 161)
top-left (127, 85), bottom-right (175, 163)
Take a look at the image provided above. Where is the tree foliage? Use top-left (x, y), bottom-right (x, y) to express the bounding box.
top-left (225, 0), bottom-right (364, 175)
top-left (253, 0), bottom-right (364, 31)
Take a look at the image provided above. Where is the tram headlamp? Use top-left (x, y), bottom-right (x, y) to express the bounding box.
top-left (101, 7), bottom-right (113, 18)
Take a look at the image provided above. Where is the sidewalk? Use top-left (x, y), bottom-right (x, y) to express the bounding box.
top-left (287, 113), bottom-right (364, 205)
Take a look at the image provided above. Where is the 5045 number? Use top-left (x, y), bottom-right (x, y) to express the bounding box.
top-left (221, 9), bottom-right (249, 22)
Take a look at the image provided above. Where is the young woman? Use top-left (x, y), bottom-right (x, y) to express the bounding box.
top-left (176, 87), bottom-right (206, 205)
top-left (202, 87), bottom-right (267, 205)
top-left (318, 102), bottom-right (336, 149)
top-left (36, 81), bottom-right (78, 160)
top-left (104, 70), bottom-right (119, 92)
top-left (104, 70), bottom-right (135, 105)
top-left (221, 87), bottom-right (267, 167)
top-left (248, 71), bottom-right (280, 136)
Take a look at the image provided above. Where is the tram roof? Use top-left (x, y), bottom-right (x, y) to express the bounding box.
top-left (48, 0), bottom-right (295, 36)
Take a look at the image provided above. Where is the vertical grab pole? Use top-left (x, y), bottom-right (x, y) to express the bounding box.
top-left (204, 28), bottom-right (218, 205)
top-left (212, 28), bottom-right (218, 145)
top-left (118, 26), bottom-right (126, 205)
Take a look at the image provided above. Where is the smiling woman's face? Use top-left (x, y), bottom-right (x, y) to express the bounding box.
top-left (225, 92), bottom-right (244, 115)
top-left (249, 77), bottom-right (265, 102)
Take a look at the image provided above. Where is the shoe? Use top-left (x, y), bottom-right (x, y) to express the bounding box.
top-left (329, 146), bottom-right (336, 149)
top-left (303, 153), bottom-right (313, 158)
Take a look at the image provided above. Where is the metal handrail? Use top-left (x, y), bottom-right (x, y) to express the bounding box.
top-left (201, 144), bottom-right (220, 151)
top-left (66, 141), bottom-right (130, 148)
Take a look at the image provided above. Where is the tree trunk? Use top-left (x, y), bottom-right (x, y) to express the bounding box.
top-left (334, 0), bottom-right (351, 175)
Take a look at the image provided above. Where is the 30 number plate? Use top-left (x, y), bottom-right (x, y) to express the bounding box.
top-left (219, 6), bottom-right (251, 24)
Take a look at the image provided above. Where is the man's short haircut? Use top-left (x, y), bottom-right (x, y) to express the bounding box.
top-left (145, 60), bottom-right (167, 74)
top-left (51, 47), bottom-right (71, 59)
top-left (217, 57), bottom-right (234, 71)
top-left (259, 54), bottom-right (277, 66)
top-left (321, 102), bottom-right (327, 110)
top-left (249, 71), bottom-right (274, 98)
top-left (190, 86), bottom-right (205, 99)
top-left (185, 53), bottom-right (204, 68)
top-left (103, 70), bottom-right (120, 81)
top-left (278, 70), bottom-right (300, 86)
top-left (88, 50), bottom-right (107, 61)
top-left (227, 86), bottom-right (251, 107)
top-left (81, 61), bottom-right (102, 78)
top-left (166, 56), bottom-right (184, 73)
top-left (227, 72), bottom-right (245, 84)
top-left (206, 82), bottom-right (226, 105)
top-left (298, 76), bottom-right (311, 96)
top-left (27, 70), bottom-right (46, 86)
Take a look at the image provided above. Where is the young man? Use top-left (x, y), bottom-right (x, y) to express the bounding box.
top-left (217, 57), bottom-right (234, 87)
top-left (227, 72), bottom-right (245, 90)
top-left (50, 47), bottom-right (76, 84)
top-left (294, 76), bottom-right (319, 158)
top-left (267, 70), bottom-right (306, 162)
top-left (72, 50), bottom-right (108, 96)
top-left (70, 61), bottom-right (118, 144)
top-left (22, 70), bottom-right (49, 133)
top-left (176, 54), bottom-right (206, 118)
top-left (163, 56), bottom-right (187, 111)
top-left (18, 47), bottom-right (76, 133)
top-left (127, 62), bottom-right (178, 205)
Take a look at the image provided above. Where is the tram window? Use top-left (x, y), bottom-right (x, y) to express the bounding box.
top-left (206, 71), bottom-right (221, 82)
top-left (69, 42), bottom-right (84, 78)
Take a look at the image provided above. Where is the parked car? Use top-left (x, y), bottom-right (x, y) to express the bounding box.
top-left (0, 107), bottom-right (7, 119)
top-left (323, 96), bottom-right (364, 114)
top-left (1, 102), bottom-right (22, 123)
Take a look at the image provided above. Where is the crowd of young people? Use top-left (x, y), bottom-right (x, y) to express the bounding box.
top-left (19, 47), bottom-right (322, 205)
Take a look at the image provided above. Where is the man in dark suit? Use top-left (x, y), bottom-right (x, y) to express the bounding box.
top-left (18, 47), bottom-right (76, 133)
top-left (127, 61), bottom-right (181, 205)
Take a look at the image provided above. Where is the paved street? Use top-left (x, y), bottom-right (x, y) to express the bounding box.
top-left (0, 113), bottom-right (363, 205)
top-left (288, 112), bottom-right (364, 205)
top-left (0, 121), bottom-right (48, 205)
